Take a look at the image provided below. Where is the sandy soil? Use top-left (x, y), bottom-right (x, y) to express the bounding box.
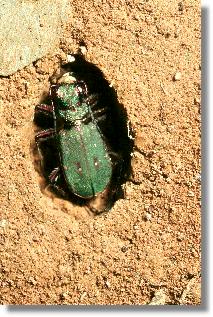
top-left (0, 0), bottom-right (201, 305)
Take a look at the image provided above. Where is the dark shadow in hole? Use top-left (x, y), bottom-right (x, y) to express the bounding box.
top-left (33, 54), bottom-right (134, 212)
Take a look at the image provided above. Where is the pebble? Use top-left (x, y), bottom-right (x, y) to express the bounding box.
top-left (79, 45), bottom-right (87, 55)
top-left (174, 71), bottom-right (182, 81)
top-left (194, 97), bottom-right (201, 105)
top-left (60, 291), bottom-right (69, 300)
top-left (0, 219), bottom-right (8, 228)
top-left (148, 289), bottom-right (166, 305)
top-left (67, 55), bottom-right (76, 63)
top-left (28, 276), bottom-right (37, 285)
top-left (188, 191), bottom-right (195, 197)
top-left (121, 245), bottom-right (128, 253)
top-left (80, 292), bottom-right (87, 301)
top-left (105, 280), bottom-right (111, 288)
top-left (144, 213), bottom-right (152, 221)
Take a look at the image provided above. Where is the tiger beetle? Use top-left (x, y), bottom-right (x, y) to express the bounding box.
top-left (34, 55), bottom-right (133, 213)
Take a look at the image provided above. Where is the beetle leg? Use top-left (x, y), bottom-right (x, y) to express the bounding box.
top-left (86, 94), bottom-right (99, 108)
top-left (35, 104), bottom-right (54, 117)
top-left (92, 108), bottom-right (106, 116)
top-left (35, 128), bottom-right (55, 143)
top-left (108, 151), bottom-right (120, 161)
top-left (48, 167), bottom-right (66, 197)
top-left (82, 113), bottom-right (107, 125)
top-left (94, 113), bottom-right (107, 122)
top-left (84, 107), bottom-right (106, 122)
top-left (91, 108), bottom-right (107, 123)
top-left (127, 120), bottom-right (134, 140)
top-left (49, 167), bottom-right (60, 183)
top-left (87, 187), bottom-right (114, 215)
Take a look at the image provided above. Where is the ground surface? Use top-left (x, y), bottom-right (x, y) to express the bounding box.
top-left (0, 0), bottom-right (201, 305)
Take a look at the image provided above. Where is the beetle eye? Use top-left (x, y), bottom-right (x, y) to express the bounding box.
top-left (75, 81), bottom-right (88, 97)
top-left (77, 86), bottom-right (83, 93)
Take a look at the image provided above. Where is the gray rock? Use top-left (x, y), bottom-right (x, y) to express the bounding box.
top-left (0, 0), bottom-right (70, 76)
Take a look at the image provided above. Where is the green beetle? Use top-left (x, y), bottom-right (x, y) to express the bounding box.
top-left (35, 73), bottom-right (112, 199)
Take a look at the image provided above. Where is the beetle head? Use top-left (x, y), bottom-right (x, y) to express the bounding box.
top-left (51, 82), bottom-right (90, 123)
